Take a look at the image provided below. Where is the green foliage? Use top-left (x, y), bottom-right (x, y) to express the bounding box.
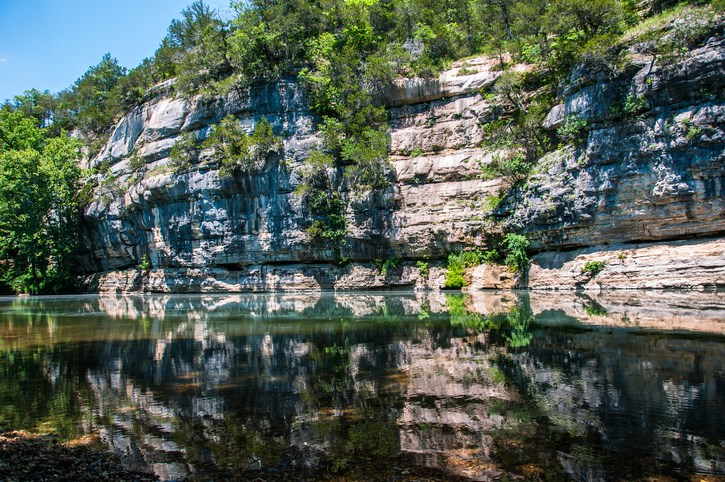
top-left (581, 260), bottom-right (606, 275)
top-left (56, 54), bottom-right (127, 138)
top-left (296, 149), bottom-right (348, 248)
top-left (305, 191), bottom-right (348, 245)
top-left (538, 0), bottom-right (627, 77)
top-left (296, 150), bottom-right (336, 197)
top-left (5, 89), bottom-right (57, 132)
top-left (481, 249), bottom-right (501, 265)
top-left (457, 66), bottom-right (478, 76)
top-left (128, 151), bottom-right (146, 171)
top-left (205, 115), bottom-right (252, 177)
top-left (206, 115), bottom-right (282, 178)
top-left (169, 131), bottom-right (200, 173)
top-left (249, 116), bottom-right (282, 154)
top-left (377, 257), bottom-right (400, 278)
top-left (446, 293), bottom-right (503, 333)
top-left (584, 301), bottom-right (608, 316)
top-left (444, 249), bottom-right (490, 289)
top-left (168, 1), bottom-right (232, 94)
top-left (505, 307), bottom-right (534, 348)
top-left (483, 193), bottom-right (505, 213)
top-left (416, 260), bottom-right (429, 279)
top-left (4, 0), bottom-right (716, 146)
top-left (138, 254), bottom-right (152, 270)
top-left (557, 115), bottom-right (589, 145)
top-left (610, 92), bottom-right (648, 120)
top-left (623, 93), bottom-right (648, 117)
top-left (490, 72), bottom-right (554, 160)
top-left (444, 263), bottom-right (466, 289)
top-left (0, 110), bottom-right (83, 294)
top-left (503, 233), bottom-right (529, 272)
top-left (480, 153), bottom-right (530, 183)
top-left (341, 129), bottom-right (392, 190)
top-left (680, 118), bottom-right (702, 140)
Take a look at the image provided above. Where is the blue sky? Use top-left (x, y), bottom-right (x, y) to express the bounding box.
top-left (0, 0), bottom-right (234, 102)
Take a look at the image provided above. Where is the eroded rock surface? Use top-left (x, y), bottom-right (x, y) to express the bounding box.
top-left (79, 32), bottom-right (725, 292)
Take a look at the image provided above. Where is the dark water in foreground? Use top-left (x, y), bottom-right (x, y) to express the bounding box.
top-left (0, 291), bottom-right (723, 481)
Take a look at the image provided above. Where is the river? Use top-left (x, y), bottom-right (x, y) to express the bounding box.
top-left (0, 290), bottom-right (723, 480)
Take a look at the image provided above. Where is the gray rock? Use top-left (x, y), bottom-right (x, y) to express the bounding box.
top-left (78, 33), bottom-right (725, 292)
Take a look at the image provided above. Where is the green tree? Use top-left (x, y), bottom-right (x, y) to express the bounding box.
top-left (229, 0), bottom-right (326, 80)
top-left (167, 1), bottom-right (232, 93)
top-left (0, 110), bottom-right (83, 293)
top-left (62, 53), bottom-right (127, 135)
top-left (205, 115), bottom-right (252, 177)
top-left (4, 89), bottom-right (57, 130)
top-left (207, 115), bottom-right (282, 177)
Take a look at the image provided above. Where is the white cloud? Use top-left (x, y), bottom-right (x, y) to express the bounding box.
top-left (0, 58), bottom-right (7, 63)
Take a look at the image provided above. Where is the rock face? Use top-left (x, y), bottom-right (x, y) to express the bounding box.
top-left (78, 30), bottom-right (725, 293)
top-left (506, 37), bottom-right (725, 251)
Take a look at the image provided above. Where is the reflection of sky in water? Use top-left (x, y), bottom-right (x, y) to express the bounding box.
top-left (0, 291), bottom-right (723, 480)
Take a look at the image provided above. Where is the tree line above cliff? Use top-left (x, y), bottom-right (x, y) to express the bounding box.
top-left (3, 0), bottom-right (720, 142)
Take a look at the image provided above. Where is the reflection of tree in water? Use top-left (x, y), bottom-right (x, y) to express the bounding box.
top-left (0, 347), bottom-right (99, 440)
top-left (504, 307), bottom-right (533, 349)
top-left (444, 293), bottom-right (533, 349)
top-left (300, 336), bottom-right (403, 477)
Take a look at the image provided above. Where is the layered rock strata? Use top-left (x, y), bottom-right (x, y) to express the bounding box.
top-left (79, 29), bottom-right (725, 292)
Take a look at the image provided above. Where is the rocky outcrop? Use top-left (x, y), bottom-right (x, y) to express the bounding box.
top-left (462, 237), bottom-right (725, 291)
top-left (505, 37), bottom-right (725, 250)
top-left (78, 23), bottom-right (725, 293)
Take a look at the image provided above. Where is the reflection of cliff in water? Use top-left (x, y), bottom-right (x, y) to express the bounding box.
top-left (0, 291), bottom-right (723, 480)
top-left (500, 325), bottom-right (725, 479)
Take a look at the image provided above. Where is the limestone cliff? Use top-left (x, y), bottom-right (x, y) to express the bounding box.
top-left (79, 21), bottom-right (724, 293)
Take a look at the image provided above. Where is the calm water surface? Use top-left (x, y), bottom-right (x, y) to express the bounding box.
top-left (0, 290), bottom-right (723, 481)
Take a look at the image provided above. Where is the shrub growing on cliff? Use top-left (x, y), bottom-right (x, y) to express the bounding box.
top-left (610, 92), bottom-right (648, 120)
top-left (208, 115), bottom-right (282, 178)
top-left (416, 261), bottom-right (430, 279)
top-left (377, 257), bottom-right (399, 278)
top-left (581, 260), bottom-right (606, 275)
top-left (342, 129), bottom-right (392, 190)
top-left (503, 233), bottom-right (530, 272)
top-left (296, 150), bottom-right (349, 248)
top-left (557, 115), bottom-right (589, 146)
top-left (138, 254), bottom-right (152, 270)
top-left (444, 263), bottom-right (466, 289)
top-left (480, 153), bottom-right (530, 184)
top-left (205, 115), bottom-right (251, 176)
top-left (444, 249), bottom-right (494, 289)
top-left (169, 131), bottom-right (200, 173)
top-left (305, 191), bottom-right (347, 245)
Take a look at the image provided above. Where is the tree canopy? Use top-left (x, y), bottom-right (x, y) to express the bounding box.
top-left (0, 109), bottom-right (83, 294)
